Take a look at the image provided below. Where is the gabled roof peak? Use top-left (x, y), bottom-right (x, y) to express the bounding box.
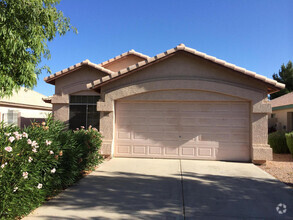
top-left (44, 59), bottom-right (114, 85)
top-left (99, 49), bottom-right (150, 67)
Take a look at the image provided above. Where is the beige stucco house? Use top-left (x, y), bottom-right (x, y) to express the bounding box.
top-left (269, 92), bottom-right (293, 132)
top-left (0, 87), bottom-right (52, 127)
top-left (44, 44), bottom-right (284, 163)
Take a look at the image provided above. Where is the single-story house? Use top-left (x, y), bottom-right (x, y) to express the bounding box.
top-left (269, 92), bottom-right (293, 132)
top-left (44, 44), bottom-right (284, 163)
top-left (0, 87), bottom-right (52, 127)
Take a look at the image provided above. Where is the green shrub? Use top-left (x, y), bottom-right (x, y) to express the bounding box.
top-left (0, 117), bottom-right (102, 219)
top-left (268, 131), bottom-right (289, 154)
top-left (285, 132), bottom-right (293, 156)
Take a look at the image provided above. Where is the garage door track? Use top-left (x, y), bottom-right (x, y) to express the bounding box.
top-left (25, 158), bottom-right (293, 219)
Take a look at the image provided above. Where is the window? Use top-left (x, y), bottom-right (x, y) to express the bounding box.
top-left (6, 110), bottom-right (19, 125)
top-left (271, 114), bottom-right (276, 118)
top-left (69, 95), bottom-right (100, 130)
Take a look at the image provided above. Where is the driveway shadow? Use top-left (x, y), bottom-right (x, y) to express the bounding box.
top-left (28, 170), bottom-right (293, 219)
top-left (180, 172), bottom-right (293, 219)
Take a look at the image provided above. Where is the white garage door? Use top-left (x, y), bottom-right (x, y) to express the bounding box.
top-left (115, 101), bottom-right (250, 161)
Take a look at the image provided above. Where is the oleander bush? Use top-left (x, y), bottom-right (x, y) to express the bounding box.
top-left (268, 131), bottom-right (289, 154)
top-left (285, 132), bottom-right (293, 156)
top-left (0, 116), bottom-right (102, 219)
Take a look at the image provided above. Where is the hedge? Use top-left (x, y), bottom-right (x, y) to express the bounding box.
top-left (0, 116), bottom-right (103, 219)
top-left (285, 132), bottom-right (293, 156)
top-left (268, 131), bottom-right (289, 154)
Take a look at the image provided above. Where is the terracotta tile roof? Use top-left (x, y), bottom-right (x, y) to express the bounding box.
top-left (99, 49), bottom-right (150, 67)
top-left (270, 92), bottom-right (293, 108)
top-left (44, 59), bottom-right (114, 85)
top-left (87, 44), bottom-right (285, 92)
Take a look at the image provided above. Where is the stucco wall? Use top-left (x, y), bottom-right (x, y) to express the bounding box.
top-left (96, 52), bottom-right (272, 162)
top-left (271, 108), bottom-right (293, 131)
top-left (52, 67), bottom-right (103, 122)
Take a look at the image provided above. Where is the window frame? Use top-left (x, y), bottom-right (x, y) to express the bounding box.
top-left (69, 95), bottom-right (100, 130)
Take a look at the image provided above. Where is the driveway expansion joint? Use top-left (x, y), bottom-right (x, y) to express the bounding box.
top-left (179, 159), bottom-right (186, 220)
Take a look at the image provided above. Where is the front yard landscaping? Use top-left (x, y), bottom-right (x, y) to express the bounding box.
top-left (0, 117), bottom-right (103, 219)
top-left (259, 153), bottom-right (293, 187)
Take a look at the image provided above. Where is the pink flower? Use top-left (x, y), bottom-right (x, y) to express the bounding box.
top-left (22, 132), bottom-right (28, 138)
top-left (4, 132), bottom-right (11, 136)
top-left (8, 136), bottom-right (15, 143)
top-left (27, 139), bottom-right (32, 145)
top-left (49, 150), bottom-right (54, 155)
top-left (23, 172), bottom-right (28, 179)
top-left (32, 148), bottom-right (37, 153)
top-left (45, 140), bottom-right (52, 146)
top-left (15, 134), bottom-right (22, 140)
top-left (13, 131), bottom-right (19, 136)
top-left (51, 168), bottom-right (56, 173)
top-left (80, 126), bottom-right (85, 129)
top-left (4, 146), bottom-right (12, 152)
top-left (28, 157), bottom-right (33, 163)
top-left (37, 183), bottom-right (42, 189)
top-left (31, 141), bottom-right (38, 147)
top-left (1, 162), bottom-right (7, 168)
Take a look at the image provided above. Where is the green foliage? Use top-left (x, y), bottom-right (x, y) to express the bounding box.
top-left (268, 131), bottom-right (289, 154)
top-left (0, 117), bottom-right (102, 219)
top-left (285, 132), bottom-right (293, 156)
top-left (0, 0), bottom-right (77, 98)
top-left (270, 61), bottom-right (293, 99)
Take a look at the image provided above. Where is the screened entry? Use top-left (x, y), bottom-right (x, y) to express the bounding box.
top-left (69, 95), bottom-right (100, 130)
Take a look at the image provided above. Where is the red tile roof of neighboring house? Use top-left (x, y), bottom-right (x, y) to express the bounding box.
top-left (87, 44), bottom-right (285, 93)
top-left (270, 92), bottom-right (293, 108)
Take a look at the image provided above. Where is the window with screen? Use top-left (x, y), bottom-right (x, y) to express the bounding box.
top-left (69, 95), bottom-right (100, 130)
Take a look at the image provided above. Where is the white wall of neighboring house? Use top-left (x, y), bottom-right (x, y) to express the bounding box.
top-left (0, 106), bottom-right (50, 125)
top-left (0, 87), bottom-right (52, 127)
top-left (269, 109), bottom-right (293, 132)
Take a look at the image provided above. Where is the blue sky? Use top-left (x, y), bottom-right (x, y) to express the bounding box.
top-left (36, 0), bottom-right (293, 96)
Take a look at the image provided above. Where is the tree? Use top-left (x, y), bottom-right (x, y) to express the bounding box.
top-left (270, 61), bottom-right (293, 99)
top-left (0, 0), bottom-right (76, 97)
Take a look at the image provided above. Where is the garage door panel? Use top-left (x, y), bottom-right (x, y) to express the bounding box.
top-left (115, 101), bottom-right (250, 161)
top-left (117, 145), bottom-right (131, 154)
top-left (117, 131), bottom-right (131, 139)
top-left (165, 147), bottom-right (179, 155)
top-left (133, 145), bottom-right (147, 154)
top-left (197, 147), bottom-right (213, 157)
top-left (149, 146), bottom-right (162, 155)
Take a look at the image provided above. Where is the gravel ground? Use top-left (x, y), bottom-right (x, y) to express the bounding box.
top-left (259, 154), bottom-right (293, 187)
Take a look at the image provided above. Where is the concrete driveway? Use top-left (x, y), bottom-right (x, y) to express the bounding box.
top-left (25, 158), bottom-right (293, 219)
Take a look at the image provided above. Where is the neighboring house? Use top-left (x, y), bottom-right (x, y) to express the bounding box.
top-left (0, 87), bottom-right (52, 127)
top-left (44, 44), bottom-right (284, 163)
top-left (269, 92), bottom-right (293, 132)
